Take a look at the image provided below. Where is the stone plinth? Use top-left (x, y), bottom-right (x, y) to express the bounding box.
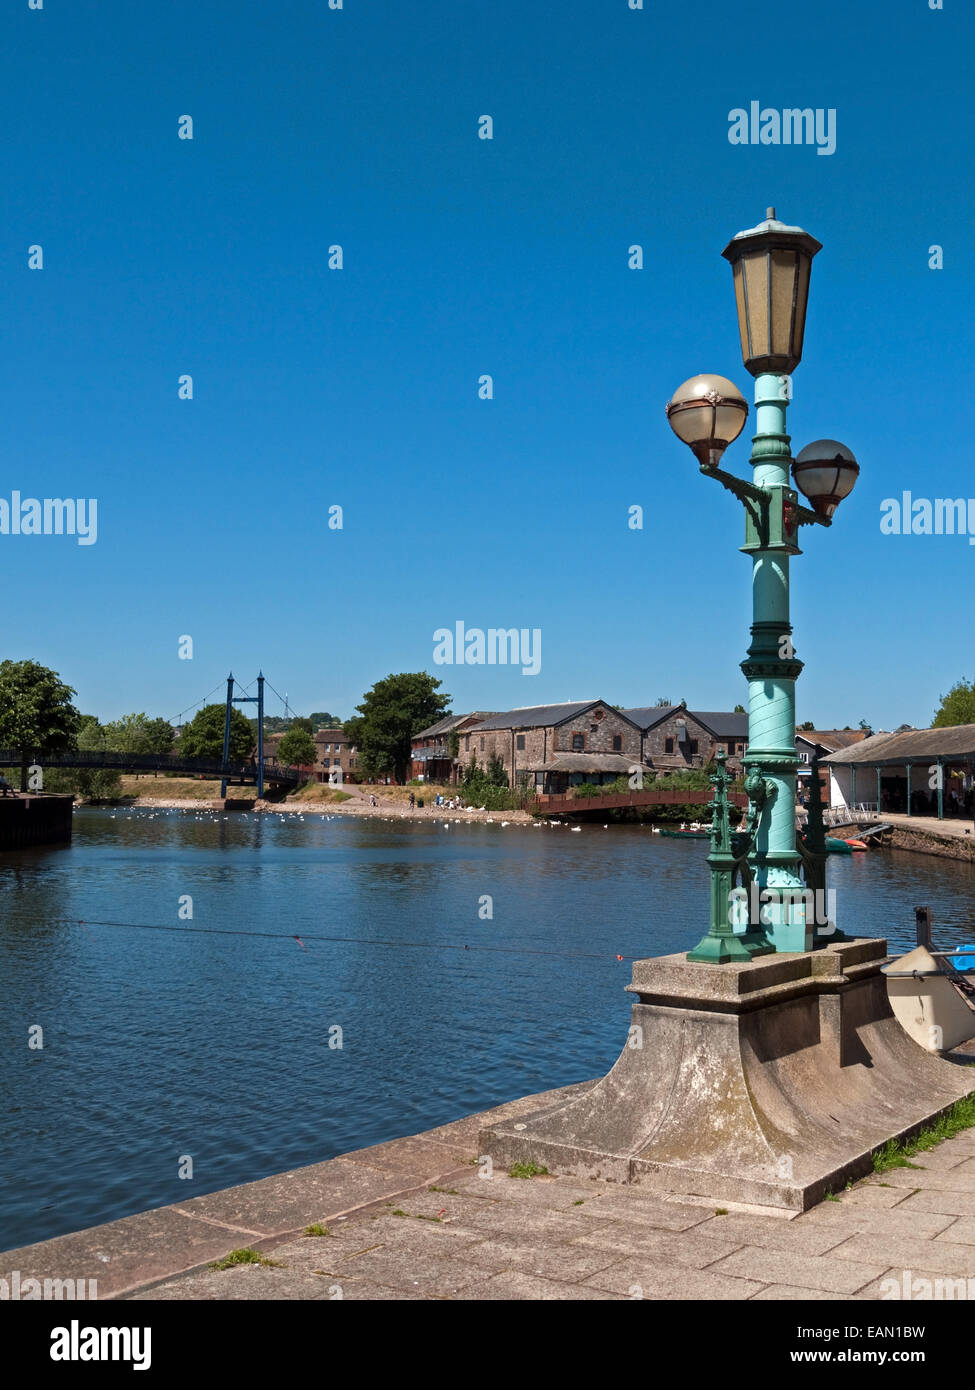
top-left (479, 940), bottom-right (975, 1210)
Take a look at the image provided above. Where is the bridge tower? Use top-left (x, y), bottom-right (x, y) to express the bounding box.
top-left (220, 672), bottom-right (266, 798)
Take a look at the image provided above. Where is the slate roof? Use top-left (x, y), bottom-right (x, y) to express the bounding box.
top-left (795, 730), bottom-right (868, 753)
top-left (620, 706), bottom-right (680, 731)
top-left (413, 712), bottom-right (498, 740)
top-left (692, 711), bottom-right (750, 739)
top-left (825, 725), bottom-right (975, 765)
top-left (471, 701), bottom-right (614, 731)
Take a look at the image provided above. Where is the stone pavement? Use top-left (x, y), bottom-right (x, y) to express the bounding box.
top-left (5, 1077), bottom-right (975, 1302)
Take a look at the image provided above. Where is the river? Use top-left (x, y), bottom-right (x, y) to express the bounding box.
top-left (1, 806), bottom-right (974, 1250)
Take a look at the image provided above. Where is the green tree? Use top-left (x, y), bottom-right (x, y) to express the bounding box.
top-left (734, 704), bottom-right (746, 714)
top-left (933, 680), bottom-right (975, 727)
top-left (345, 673), bottom-right (450, 783)
top-left (102, 712), bottom-right (174, 755)
top-left (797, 720), bottom-right (815, 731)
top-left (447, 728), bottom-right (461, 761)
top-left (277, 728), bottom-right (318, 773)
top-left (654, 696), bottom-right (672, 707)
top-left (290, 716), bottom-right (314, 735)
top-left (179, 704), bottom-right (253, 762)
top-left (486, 752), bottom-right (509, 787)
top-left (0, 659), bottom-right (81, 791)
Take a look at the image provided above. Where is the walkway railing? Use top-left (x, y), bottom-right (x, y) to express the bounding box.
top-left (0, 750), bottom-right (300, 785)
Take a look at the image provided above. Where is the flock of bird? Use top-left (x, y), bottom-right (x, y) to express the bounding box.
top-left (91, 806), bottom-right (610, 830)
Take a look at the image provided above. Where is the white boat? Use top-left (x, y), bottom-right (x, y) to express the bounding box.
top-left (883, 944), bottom-right (975, 1053)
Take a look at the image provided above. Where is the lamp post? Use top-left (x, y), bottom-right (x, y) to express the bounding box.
top-left (666, 209), bottom-right (858, 959)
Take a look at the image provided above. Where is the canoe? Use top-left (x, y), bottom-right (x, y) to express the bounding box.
top-left (824, 837), bottom-right (854, 854)
top-left (844, 839), bottom-right (869, 851)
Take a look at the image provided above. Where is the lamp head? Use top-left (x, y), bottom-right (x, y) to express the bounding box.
top-left (665, 374), bottom-right (748, 470)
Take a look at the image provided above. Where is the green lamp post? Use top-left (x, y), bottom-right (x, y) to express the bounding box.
top-left (666, 209), bottom-right (859, 959)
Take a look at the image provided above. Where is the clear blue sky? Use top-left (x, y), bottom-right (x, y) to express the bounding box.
top-left (2, 0), bottom-right (970, 731)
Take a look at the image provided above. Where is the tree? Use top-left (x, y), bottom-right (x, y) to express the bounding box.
top-left (289, 716), bottom-right (314, 735)
top-left (447, 728), bottom-right (461, 761)
top-left (858, 719), bottom-right (872, 733)
top-left (933, 680), bottom-right (975, 728)
top-left (0, 659), bottom-right (81, 790)
top-left (798, 720), bottom-right (815, 731)
top-left (277, 728), bottom-right (318, 774)
top-left (345, 673), bottom-right (450, 783)
top-left (734, 704), bottom-right (746, 714)
top-left (308, 712), bottom-right (341, 728)
top-left (102, 712), bottom-right (174, 755)
top-left (179, 704), bottom-right (253, 762)
top-left (654, 696), bottom-right (672, 707)
top-left (486, 752), bottom-right (509, 787)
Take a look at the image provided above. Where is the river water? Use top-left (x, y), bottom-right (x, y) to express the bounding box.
top-left (1, 807), bottom-right (974, 1250)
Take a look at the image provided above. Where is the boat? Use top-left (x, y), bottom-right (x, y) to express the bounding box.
top-left (824, 836), bottom-right (854, 854)
top-left (658, 828), bottom-right (710, 839)
top-left (844, 838), bottom-right (869, 851)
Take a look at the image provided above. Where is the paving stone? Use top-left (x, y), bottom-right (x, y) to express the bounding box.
top-left (339, 1136), bottom-right (472, 1173)
top-left (0, 1207), bottom-right (257, 1301)
top-left (572, 1224), bottom-right (744, 1269)
top-left (305, 1243), bottom-right (485, 1297)
top-left (442, 1236), bottom-right (623, 1282)
top-left (934, 1217), bottom-right (975, 1243)
top-left (438, 1204), bottom-right (596, 1244)
top-left (799, 1203), bottom-right (956, 1240)
top-left (825, 1232), bottom-right (975, 1277)
top-left (907, 1149), bottom-right (971, 1172)
top-left (870, 1167), bottom-right (975, 1192)
top-left (751, 1284), bottom-right (854, 1300)
top-left (894, 1189), bottom-right (975, 1218)
top-left (173, 1157), bottom-right (427, 1238)
top-left (129, 1266), bottom-right (337, 1300)
top-left (708, 1246), bottom-right (885, 1294)
top-left (832, 1184), bottom-right (914, 1208)
top-left (561, 1193), bottom-right (716, 1233)
top-left (447, 1172), bottom-right (613, 1209)
top-left (583, 1258), bottom-right (763, 1300)
top-left (453, 1270), bottom-right (622, 1300)
top-left (691, 1213), bottom-right (853, 1256)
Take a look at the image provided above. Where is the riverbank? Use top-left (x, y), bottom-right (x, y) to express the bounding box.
top-left (831, 814), bottom-right (975, 864)
top-left (4, 1060), bottom-right (975, 1302)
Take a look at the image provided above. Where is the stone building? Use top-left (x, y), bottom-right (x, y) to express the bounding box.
top-left (264, 726), bottom-right (359, 783)
top-left (410, 713), bottom-right (498, 784)
top-left (621, 705), bottom-right (749, 775)
top-left (460, 701), bottom-right (642, 794)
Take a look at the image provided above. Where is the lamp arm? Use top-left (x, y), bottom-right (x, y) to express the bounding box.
top-left (698, 464), bottom-right (768, 508)
top-left (794, 502), bottom-right (832, 530)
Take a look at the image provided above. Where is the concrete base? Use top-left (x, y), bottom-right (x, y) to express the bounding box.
top-left (479, 940), bottom-right (975, 1211)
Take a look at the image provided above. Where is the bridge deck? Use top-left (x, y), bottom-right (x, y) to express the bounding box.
top-left (0, 750), bottom-right (299, 785)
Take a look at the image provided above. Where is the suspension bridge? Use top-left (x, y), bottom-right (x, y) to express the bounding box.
top-left (1, 671), bottom-right (307, 797)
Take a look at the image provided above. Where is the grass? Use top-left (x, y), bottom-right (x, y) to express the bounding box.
top-left (714, 1208), bottom-right (728, 1216)
top-left (508, 1162), bottom-right (549, 1179)
top-left (303, 1223), bottom-right (331, 1237)
top-left (429, 1186), bottom-right (457, 1195)
top-left (572, 1199), bottom-right (585, 1206)
top-left (823, 1191), bottom-right (841, 1202)
top-left (871, 1094), bottom-right (975, 1173)
top-left (208, 1248), bottom-right (281, 1270)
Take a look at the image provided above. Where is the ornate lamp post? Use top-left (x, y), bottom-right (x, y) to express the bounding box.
top-left (666, 209), bottom-right (858, 958)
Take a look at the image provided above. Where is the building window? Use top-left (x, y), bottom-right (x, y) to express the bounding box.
top-left (480, 737), bottom-right (485, 751)
top-left (516, 734), bottom-right (525, 751)
top-left (612, 735), bottom-right (622, 751)
top-left (689, 740), bottom-right (699, 755)
top-left (323, 758), bottom-right (330, 767)
top-left (572, 733), bottom-right (584, 751)
top-left (665, 738), bottom-right (674, 754)
top-left (728, 739), bottom-right (736, 753)
top-left (465, 735), bottom-right (470, 751)
top-left (590, 724), bottom-right (598, 734)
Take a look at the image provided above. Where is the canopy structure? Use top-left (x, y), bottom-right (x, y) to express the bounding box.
top-left (825, 725), bottom-right (975, 819)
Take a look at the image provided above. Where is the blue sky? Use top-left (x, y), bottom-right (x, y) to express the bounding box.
top-left (1, 0), bottom-right (970, 731)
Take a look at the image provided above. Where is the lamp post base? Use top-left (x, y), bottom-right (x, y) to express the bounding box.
top-left (479, 939), bottom-right (975, 1211)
